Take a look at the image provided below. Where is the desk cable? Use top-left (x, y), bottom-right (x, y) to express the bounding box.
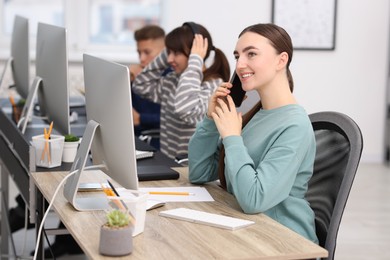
top-left (32, 164), bottom-right (105, 260)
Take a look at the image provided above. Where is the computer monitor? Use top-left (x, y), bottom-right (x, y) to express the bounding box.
top-left (18, 22), bottom-right (70, 135)
top-left (63, 54), bottom-right (138, 211)
top-left (11, 15), bottom-right (30, 99)
top-left (0, 15), bottom-right (30, 99)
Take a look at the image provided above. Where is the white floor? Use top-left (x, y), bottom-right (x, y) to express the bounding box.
top-left (334, 163), bottom-right (390, 260)
top-left (1, 162), bottom-right (390, 259)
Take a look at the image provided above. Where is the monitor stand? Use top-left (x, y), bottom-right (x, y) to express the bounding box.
top-left (0, 58), bottom-right (12, 95)
top-left (16, 76), bottom-right (42, 134)
top-left (63, 119), bottom-right (110, 211)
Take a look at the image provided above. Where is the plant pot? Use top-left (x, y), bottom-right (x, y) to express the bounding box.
top-left (62, 140), bottom-right (80, 163)
top-left (99, 224), bottom-right (133, 256)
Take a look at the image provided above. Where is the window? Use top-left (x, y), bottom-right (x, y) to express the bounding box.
top-left (0, 0), bottom-right (162, 62)
top-left (89, 0), bottom-right (161, 45)
top-left (1, 0), bottom-right (63, 36)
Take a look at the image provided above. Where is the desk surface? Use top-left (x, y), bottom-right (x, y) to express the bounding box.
top-left (31, 168), bottom-right (327, 260)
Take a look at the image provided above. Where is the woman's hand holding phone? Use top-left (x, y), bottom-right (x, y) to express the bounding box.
top-left (229, 72), bottom-right (246, 107)
top-left (207, 83), bottom-right (231, 118)
top-left (212, 95), bottom-right (242, 139)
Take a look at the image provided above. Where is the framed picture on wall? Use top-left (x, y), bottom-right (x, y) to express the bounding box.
top-left (272, 0), bottom-right (337, 50)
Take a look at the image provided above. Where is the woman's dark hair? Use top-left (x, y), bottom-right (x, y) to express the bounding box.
top-left (165, 23), bottom-right (230, 82)
top-left (239, 23), bottom-right (294, 92)
top-left (218, 23), bottom-right (294, 190)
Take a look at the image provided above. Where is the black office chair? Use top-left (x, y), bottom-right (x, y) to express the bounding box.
top-left (307, 111), bottom-right (363, 260)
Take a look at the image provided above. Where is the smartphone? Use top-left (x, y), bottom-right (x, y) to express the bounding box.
top-left (229, 72), bottom-right (246, 107)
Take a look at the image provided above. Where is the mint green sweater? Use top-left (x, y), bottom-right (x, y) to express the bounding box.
top-left (189, 104), bottom-right (318, 243)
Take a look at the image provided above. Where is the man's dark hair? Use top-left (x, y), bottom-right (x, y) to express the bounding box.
top-left (134, 25), bottom-right (165, 41)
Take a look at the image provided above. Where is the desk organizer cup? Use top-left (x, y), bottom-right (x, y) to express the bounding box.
top-left (31, 134), bottom-right (65, 168)
top-left (106, 190), bottom-right (149, 237)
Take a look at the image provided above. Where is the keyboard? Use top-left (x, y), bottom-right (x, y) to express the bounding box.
top-left (159, 208), bottom-right (255, 230)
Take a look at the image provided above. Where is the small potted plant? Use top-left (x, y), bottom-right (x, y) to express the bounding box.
top-left (99, 209), bottom-right (134, 256)
top-left (62, 134), bottom-right (80, 163)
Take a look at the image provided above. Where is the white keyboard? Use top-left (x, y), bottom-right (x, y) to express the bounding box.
top-left (159, 208), bottom-right (255, 230)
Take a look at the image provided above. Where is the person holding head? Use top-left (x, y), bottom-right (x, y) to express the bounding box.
top-left (188, 23), bottom-right (318, 243)
top-left (132, 22), bottom-right (230, 159)
top-left (130, 25), bottom-right (166, 149)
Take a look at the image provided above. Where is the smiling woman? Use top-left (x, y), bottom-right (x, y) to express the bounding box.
top-left (188, 23), bottom-right (319, 244)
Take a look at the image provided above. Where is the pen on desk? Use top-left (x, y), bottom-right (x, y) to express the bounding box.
top-left (148, 191), bottom-right (195, 196)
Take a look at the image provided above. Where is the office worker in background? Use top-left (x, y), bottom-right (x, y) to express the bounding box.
top-left (188, 23), bottom-right (318, 243)
top-left (132, 22), bottom-right (230, 159)
top-left (130, 25), bottom-right (165, 149)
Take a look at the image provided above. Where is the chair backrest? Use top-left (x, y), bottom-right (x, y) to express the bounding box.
top-left (307, 111), bottom-right (363, 260)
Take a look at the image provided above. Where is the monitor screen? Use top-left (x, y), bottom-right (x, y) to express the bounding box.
top-left (83, 53), bottom-right (138, 190)
top-left (35, 22), bottom-right (70, 135)
top-left (11, 15), bottom-right (30, 99)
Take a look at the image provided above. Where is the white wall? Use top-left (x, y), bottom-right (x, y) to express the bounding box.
top-left (162, 0), bottom-right (390, 163)
top-left (1, 0), bottom-right (388, 163)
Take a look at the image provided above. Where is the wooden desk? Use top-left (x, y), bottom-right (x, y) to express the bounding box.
top-left (31, 168), bottom-right (328, 260)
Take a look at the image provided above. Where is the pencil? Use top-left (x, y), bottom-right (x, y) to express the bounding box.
top-left (48, 121), bottom-right (54, 137)
top-left (106, 180), bottom-right (131, 212)
top-left (101, 183), bottom-right (125, 210)
top-left (148, 191), bottom-right (195, 196)
top-left (46, 122), bottom-right (53, 163)
top-left (9, 94), bottom-right (16, 106)
top-left (41, 128), bottom-right (49, 162)
top-left (105, 180), bottom-right (136, 226)
top-left (107, 179), bottom-right (120, 196)
top-left (9, 94), bottom-right (17, 122)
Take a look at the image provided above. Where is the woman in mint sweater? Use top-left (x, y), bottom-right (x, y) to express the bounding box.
top-left (188, 23), bottom-right (318, 243)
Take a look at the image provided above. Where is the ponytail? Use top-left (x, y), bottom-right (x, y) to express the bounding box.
top-left (203, 47), bottom-right (230, 82)
top-left (287, 68), bottom-right (294, 92)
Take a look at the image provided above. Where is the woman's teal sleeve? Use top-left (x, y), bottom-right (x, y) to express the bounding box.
top-left (188, 117), bottom-right (221, 184)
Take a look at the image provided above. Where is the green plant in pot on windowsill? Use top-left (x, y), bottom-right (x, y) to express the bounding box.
top-left (99, 209), bottom-right (135, 256)
top-left (62, 134), bottom-right (81, 163)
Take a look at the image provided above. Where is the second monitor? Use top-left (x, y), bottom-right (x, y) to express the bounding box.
top-left (18, 22), bottom-right (70, 135)
top-left (63, 54), bottom-right (139, 211)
